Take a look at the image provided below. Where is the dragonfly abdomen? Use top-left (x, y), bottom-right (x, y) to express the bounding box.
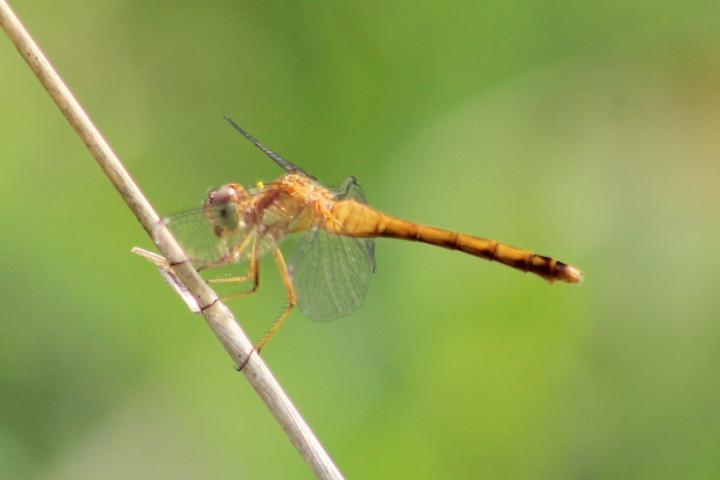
top-left (329, 200), bottom-right (582, 283)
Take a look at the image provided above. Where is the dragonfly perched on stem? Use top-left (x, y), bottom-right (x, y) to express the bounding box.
top-left (162, 117), bottom-right (582, 362)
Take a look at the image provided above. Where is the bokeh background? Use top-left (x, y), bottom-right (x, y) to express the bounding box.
top-left (2, 1), bottom-right (719, 478)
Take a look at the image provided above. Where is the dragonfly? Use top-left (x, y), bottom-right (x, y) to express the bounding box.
top-left (164, 117), bottom-right (583, 359)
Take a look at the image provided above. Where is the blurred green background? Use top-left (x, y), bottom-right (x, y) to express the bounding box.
top-left (2, 1), bottom-right (719, 478)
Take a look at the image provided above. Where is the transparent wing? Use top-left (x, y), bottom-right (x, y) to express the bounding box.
top-left (290, 227), bottom-right (375, 322)
top-left (290, 176), bottom-right (376, 322)
top-left (162, 206), bottom-right (255, 267)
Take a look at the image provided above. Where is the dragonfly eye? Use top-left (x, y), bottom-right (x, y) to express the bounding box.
top-left (207, 183), bottom-right (247, 205)
top-left (205, 183), bottom-right (246, 233)
top-left (206, 201), bottom-right (239, 233)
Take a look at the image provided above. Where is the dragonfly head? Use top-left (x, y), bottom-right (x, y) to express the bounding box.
top-left (204, 183), bottom-right (248, 236)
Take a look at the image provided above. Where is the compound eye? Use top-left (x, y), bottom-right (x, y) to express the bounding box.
top-left (205, 200), bottom-right (238, 234)
top-left (219, 202), bottom-right (236, 223)
top-left (205, 185), bottom-right (243, 233)
top-left (208, 185), bottom-right (233, 205)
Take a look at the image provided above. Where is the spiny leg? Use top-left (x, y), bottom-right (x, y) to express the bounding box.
top-left (197, 233), bottom-right (254, 273)
top-left (207, 240), bottom-right (261, 301)
top-left (254, 248), bottom-right (297, 354)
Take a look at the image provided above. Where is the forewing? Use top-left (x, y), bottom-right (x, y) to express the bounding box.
top-left (290, 226), bottom-right (375, 322)
top-left (162, 206), bottom-right (254, 266)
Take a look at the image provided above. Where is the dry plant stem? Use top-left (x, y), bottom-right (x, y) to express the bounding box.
top-left (0, 2), bottom-right (344, 479)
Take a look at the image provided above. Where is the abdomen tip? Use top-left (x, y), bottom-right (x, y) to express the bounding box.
top-left (558, 262), bottom-right (583, 283)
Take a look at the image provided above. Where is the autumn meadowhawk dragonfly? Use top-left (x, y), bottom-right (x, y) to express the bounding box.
top-left (162, 117), bottom-right (582, 356)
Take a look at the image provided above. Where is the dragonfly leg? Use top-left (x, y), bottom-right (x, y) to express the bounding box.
top-left (208, 241), bottom-right (260, 301)
top-left (254, 248), bottom-right (297, 354)
top-left (196, 233), bottom-right (254, 273)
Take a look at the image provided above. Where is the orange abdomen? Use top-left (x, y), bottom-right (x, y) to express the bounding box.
top-left (328, 200), bottom-right (582, 284)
